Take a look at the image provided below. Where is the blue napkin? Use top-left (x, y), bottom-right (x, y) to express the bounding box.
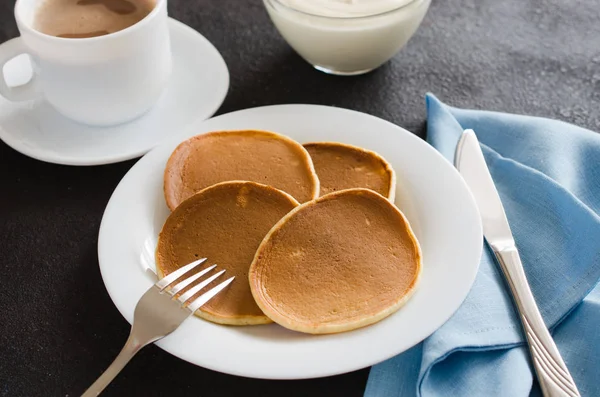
top-left (364, 94), bottom-right (600, 397)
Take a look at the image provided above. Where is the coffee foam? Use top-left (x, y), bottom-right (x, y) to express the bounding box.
top-left (34, 0), bottom-right (156, 38)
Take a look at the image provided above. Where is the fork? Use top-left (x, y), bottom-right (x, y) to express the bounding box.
top-left (82, 258), bottom-right (234, 397)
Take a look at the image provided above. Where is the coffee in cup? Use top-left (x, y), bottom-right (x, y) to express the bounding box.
top-left (0, 0), bottom-right (171, 126)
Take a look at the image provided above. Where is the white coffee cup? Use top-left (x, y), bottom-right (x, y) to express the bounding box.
top-left (0, 0), bottom-right (171, 126)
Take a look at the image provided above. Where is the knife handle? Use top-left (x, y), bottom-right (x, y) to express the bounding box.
top-left (493, 246), bottom-right (580, 397)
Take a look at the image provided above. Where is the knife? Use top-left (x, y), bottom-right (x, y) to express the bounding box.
top-left (455, 130), bottom-right (580, 397)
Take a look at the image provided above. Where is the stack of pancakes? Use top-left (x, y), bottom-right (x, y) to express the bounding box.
top-left (156, 130), bottom-right (421, 334)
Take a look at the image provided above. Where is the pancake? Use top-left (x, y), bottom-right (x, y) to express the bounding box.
top-left (156, 181), bottom-right (299, 325)
top-left (249, 188), bottom-right (421, 334)
top-left (303, 142), bottom-right (396, 201)
top-left (164, 130), bottom-right (319, 210)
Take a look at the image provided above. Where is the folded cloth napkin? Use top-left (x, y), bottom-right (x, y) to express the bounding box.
top-left (364, 94), bottom-right (600, 397)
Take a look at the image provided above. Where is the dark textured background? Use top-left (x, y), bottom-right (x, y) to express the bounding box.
top-left (1, 0), bottom-right (599, 396)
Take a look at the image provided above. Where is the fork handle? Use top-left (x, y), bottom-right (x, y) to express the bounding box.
top-left (81, 333), bottom-right (146, 397)
top-left (493, 246), bottom-right (580, 397)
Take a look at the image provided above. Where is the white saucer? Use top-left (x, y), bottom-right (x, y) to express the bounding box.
top-left (0, 18), bottom-right (229, 166)
top-left (98, 104), bottom-right (483, 379)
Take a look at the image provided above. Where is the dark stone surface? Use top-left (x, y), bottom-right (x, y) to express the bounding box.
top-left (0, 0), bottom-right (598, 396)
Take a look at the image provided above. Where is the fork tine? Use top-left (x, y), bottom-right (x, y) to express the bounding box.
top-left (177, 269), bottom-right (226, 304)
top-left (168, 264), bottom-right (217, 296)
top-left (187, 276), bottom-right (235, 313)
top-left (156, 258), bottom-right (207, 290)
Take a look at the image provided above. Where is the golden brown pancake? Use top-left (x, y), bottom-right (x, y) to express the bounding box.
top-left (303, 142), bottom-right (396, 201)
top-left (249, 188), bottom-right (421, 334)
top-left (164, 130), bottom-right (319, 210)
top-left (156, 181), bottom-right (299, 325)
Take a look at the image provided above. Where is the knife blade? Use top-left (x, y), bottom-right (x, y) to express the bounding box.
top-left (455, 129), bottom-right (580, 397)
top-left (454, 129), bottom-right (514, 250)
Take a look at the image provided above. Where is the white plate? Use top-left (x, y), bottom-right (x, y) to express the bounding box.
top-left (0, 18), bottom-right (229, 166)
top-left (98, 104), bottom-right (482, 379)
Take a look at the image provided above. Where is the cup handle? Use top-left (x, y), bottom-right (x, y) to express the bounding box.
top-left (0, 37), bottom-right (41, 102)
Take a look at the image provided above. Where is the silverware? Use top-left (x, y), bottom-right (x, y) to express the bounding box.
top-left (82, 258), bottom-right (234, 397)
top-left (455, 129), bottom-right (580, 397)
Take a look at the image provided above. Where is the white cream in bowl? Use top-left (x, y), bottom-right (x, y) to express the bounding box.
top-left (264, 0), bottom-right (431, 75)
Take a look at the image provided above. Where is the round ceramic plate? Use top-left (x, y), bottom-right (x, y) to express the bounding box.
top-left (0, 18), bottom-right (229, 166)
top-left (98, 105), bottom-right (483, 379)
